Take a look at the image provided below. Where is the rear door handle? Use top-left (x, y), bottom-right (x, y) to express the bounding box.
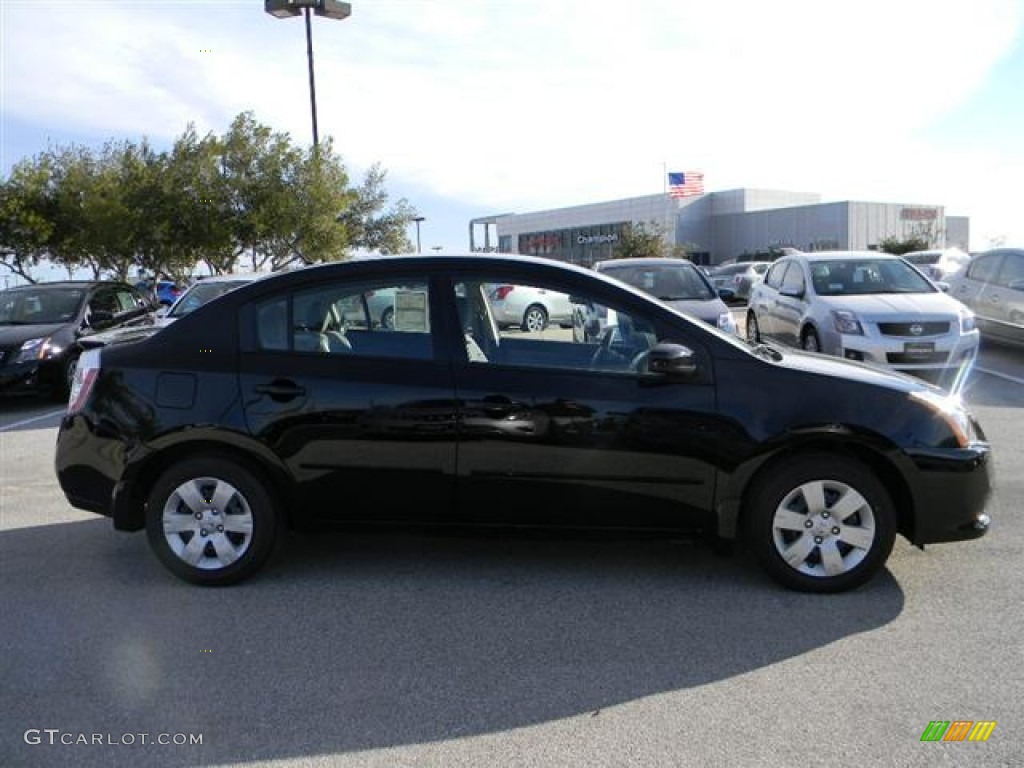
top-left (254, 381), bottom-right (306, 401)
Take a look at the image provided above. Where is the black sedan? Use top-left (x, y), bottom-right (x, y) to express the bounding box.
top-left (0, 280), bottom-right (157, 400)
top-left (55, 255), bottom-right (993, 593)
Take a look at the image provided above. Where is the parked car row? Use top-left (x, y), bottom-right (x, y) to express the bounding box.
top-left (56, 253), bottom-right (992, 595)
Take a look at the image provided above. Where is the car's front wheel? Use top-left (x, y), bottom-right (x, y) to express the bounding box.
top-left (801, 327), bottom-right (821, 352)
top-left (745, 455), bottom-right (896, 593)
top-left (745, 311), bottom-right (761, 343)
top-left (145, 457), bottom-right (280, 586)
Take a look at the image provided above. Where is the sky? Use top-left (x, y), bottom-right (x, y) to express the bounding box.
top-left (2, 0), bottom-right (1024, 265)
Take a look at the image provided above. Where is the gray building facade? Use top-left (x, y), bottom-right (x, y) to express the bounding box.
top-left (471, 188), bottom-right (969, 267)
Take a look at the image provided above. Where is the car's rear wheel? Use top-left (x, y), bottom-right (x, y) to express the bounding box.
top-left (145, 457), bottom-right (280, 586)
top-left (522, 304), bottom-right (548, 332)
top-left (745, 312), bottom-right (761, 343)
top-left (801, 327), bottom-right (821, 352)
top-left (745, 455), bottom-right (896, 593)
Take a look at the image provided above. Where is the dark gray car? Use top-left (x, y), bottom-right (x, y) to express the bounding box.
top-left (592, 258), bottom-right (738, 335)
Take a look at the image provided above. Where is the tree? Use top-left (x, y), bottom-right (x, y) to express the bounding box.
top-left (0, 110), bottom-right (419, 281)
top-left (611, 220), bottom-right (688, 260)
top-left (877, 234), bottom-right (932, 255)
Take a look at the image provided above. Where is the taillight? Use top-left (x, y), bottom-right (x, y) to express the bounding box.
top-left (68, 348), bottom-right (102, 413)
top-left (493, 285), bottom-right (515, 300)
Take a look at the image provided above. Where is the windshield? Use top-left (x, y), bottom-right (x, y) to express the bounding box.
top-left (601, 264), bottom-right (715, 301)
top-left (810, 259), bottom-right (936, 296)
top-left (0, 287), bottom-right (85, 325)
top-left (168, 280), bottom-right (253, 318)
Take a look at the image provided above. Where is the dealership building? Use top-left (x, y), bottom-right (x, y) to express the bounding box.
top-left (469, 188), bottom-right (969, 267)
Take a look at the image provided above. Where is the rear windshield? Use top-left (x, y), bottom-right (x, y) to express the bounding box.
top-left (601, 263), bottom-right (715, 301)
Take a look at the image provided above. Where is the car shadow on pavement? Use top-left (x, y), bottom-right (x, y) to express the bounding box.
top-left (0, 520), bottom-right (904, 767)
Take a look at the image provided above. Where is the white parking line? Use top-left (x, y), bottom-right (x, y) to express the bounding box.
top-left (974, 366), bottom-right (1024, 386)
top-left (0, 409), bottom-right (67, 432)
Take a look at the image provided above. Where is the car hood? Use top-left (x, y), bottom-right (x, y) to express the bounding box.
top-left (816, 292), bottom-right (964, 319)
top-left (0, 322), bottom-right (66, 345)
top-left (769, 345), bottom-right (938, 394)
top-left (663, 298), bottom-right (729, 324)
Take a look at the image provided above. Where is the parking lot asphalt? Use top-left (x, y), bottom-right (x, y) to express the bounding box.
top-left (1, 341), bottom-right (1022, 767)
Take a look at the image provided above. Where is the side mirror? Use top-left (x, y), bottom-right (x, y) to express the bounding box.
top-left (86, 310), bottom-right (115, 327)
top-left (779, 285), bottom-right (805, 299)
top-left (646, 343), bottom-right (698, 377)
top-left (717, 287), bottom-right (736, 302)
top-left (935, 281), bottom-right (950, 293)
top-left (1006, 279), bottom-right (1024, 292)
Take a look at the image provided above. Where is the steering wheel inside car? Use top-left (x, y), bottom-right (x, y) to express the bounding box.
top-left (590, 325), bottom-right (632, 370)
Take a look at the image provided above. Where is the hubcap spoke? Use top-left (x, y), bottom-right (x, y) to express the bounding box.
top-left (838, 524), bottom-right (875, 551)
top-left (175, 481), bottom-right (207, 515)
top-left (798, 481), bottom-right (826, 515)
top-left (830, 488), bottom-right (868, 522)
top-left (209, 481), bottom-right (236, 513)
top-left (180, 532), bottom-right (208, 566)
top-left (163, 514), bottom-right (198, 535)
top-left (210, 533), bottom-right (240, 566)
top-left (222, 513), bottom-right (253, 535)
top-left (774, 509), bottom-right (809, 532)
top-left (782, 534), bottom-right (816, 567)
top-left (819, 539), bottom-right (846, 576)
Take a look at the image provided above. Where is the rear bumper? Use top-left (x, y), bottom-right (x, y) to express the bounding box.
top-left (904, 442), bottom-right (993, 544)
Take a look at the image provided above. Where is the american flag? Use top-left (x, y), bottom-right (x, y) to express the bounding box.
top-left (667, 171), bottom-right (704, 198)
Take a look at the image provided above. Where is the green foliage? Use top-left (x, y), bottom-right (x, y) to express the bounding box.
top-left (877, 235), bottom-right (933, 255)
top-left (611, 220), bottom-right (688, 260)
top-left (0, 111), bottom-right (419, 282)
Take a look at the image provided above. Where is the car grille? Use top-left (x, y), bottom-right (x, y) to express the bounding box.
top-left (886, 351), bottom-right (950, 365)
top-left (877, 322), bottom-right (949, 337)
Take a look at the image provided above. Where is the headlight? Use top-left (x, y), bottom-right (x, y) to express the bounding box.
top-left (909, 390), bottom-right (973, 448)
top-left (960, 310), bottom-right (976, 333)
top-left (12, 336), bottom-right (58, 364)
top-left (832, 310), bottom-right (863, 335)
top-left (718, 312), bottom-right (737, 334)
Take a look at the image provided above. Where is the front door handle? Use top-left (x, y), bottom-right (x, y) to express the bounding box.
top-left (254, 380), bottom-right (306, 402)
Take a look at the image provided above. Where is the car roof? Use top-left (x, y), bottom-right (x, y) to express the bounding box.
top-left (1, 280), bottom-right (123, 292)
top-left (794, 250), bottom-right (903, 262)
top-left (593, 258), bottom-right (699, 269)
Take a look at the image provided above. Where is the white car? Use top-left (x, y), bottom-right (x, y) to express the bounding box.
top-left (487, 284), bottom-right (574, 332)
top-left (902, 248), bottom-right (971, 283)
top-left (746, 250), bottom-right (979, 383)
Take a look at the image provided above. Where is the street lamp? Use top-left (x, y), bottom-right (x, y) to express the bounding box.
top-left (412, 216), bottom-right (425, 254)
top-left (265, 1), bottom-right (352, 148)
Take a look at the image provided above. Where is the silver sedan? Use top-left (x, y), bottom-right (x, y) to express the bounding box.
top-left (746, 251), bottom-right (979, 381)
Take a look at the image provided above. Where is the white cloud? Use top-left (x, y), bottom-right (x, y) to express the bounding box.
top-left (2, 0), bottom-right (1023, 248)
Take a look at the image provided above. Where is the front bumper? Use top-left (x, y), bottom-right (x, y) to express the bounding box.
top-left (822, 327), bottom-right (979, 373)
top-left (904, 441), bottom-right (993, 544)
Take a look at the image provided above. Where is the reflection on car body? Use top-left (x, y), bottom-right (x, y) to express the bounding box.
top-left (55, 254), bottom-right (992, 594)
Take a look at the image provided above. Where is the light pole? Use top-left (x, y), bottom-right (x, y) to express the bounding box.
top-left (265, 1), bottom-right (352, 148)
top-left (412, 216), bottom-right (425, 254)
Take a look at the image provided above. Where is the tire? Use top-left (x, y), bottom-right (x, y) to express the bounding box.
top-left (145, 456), bottom-right (280, 586)
top-left (744, 455), bottom-right (896, 593)
top-left (801, 327), bottom-right (821, 352)
top-left (379, 306), bottom-right (395, 330)
top-left (521, 304), bottom-right (548, 333)
top-left (745, 312), bottom-right (761, 343)
top-left (52, 354), bottom-right (79, 402)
